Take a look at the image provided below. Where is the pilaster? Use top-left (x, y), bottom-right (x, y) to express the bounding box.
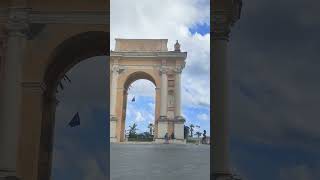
top-left (0, 7), bottom-right (29, 180)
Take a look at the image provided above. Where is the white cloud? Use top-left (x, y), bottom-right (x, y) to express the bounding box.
top-left (127, 79), bottom-right (155, 97)
top-left (134, 111), bottom-right (145, 123)
top-left (196, 113), bottom-right (209, 121)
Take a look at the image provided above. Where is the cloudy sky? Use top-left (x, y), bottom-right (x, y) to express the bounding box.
top-left (228, 0), bottom-right (320, 179)
top-left (52, 57), bottom-right (108, 180)
top-left (110, 0), bottom-right (210, 134)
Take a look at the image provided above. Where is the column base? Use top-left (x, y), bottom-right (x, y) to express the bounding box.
top-left (174, 116), bottom-right (185, 139)
top-left (212, 172), bottom-right (233, 180)
top-left (110, 137), bottom-right (117, 143)
top-left (0, 177), bottom-right (19, 180)
top-left (110, 115), bottom-right (118, 121)
top-left (154, 138), bottom-right (186, 144)
top-left (157, 116), bottom-right (169, 138)
top-left (0, 170), bottom-right (20, 180)
top-left (110, 115), bottom-right (117, 142)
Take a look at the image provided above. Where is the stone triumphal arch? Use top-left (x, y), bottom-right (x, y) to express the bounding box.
top-left (0, 0), bottom-right (108, 180)
top-left (110, 39), bottom-right (187, 143)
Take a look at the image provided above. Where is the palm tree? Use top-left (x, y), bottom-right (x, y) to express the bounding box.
top-left (189, 124), bottom-right (195, 137)
top-left (56, 74), bottom-right (71, 93)
top-left (195, 131), bottom-right (202, 138)
top-left (128, 123), bottom-right (138, 138)
top-left (195, 131), bottom-right (202, 145)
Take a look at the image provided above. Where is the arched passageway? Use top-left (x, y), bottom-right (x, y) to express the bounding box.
top-left (122, 73), bottom-right (157, 141)
top-left (38, 31), bottom-right (109, 180)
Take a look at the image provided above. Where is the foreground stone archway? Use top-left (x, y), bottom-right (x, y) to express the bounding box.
top-left (0, 1), bottom-right (108, 179)
top-left (38, 31), bottom-right (108, 180)
top-left (110, 39), bottom-right (187, 143)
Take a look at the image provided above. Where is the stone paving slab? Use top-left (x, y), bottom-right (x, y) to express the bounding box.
top-left (110, 144), bottom-right (210, 180)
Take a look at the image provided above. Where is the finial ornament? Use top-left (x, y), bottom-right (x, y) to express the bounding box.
top-left (174, 40), bottom-right (181, 52)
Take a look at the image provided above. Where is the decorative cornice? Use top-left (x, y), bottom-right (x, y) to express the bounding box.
top-left (110, 51), bottom-right (187, 59)
top-left (0, 9), bottom-right (108, 25)
top-left (21, 82), bottom-right (46, 93)
top-left (29, 10), bottom-right (108, 25)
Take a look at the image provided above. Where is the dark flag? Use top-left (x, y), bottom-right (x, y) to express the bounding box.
top-left (131, 96), bottom-right (135, 102)
top-left (68, 112), bottom-right (80, 127)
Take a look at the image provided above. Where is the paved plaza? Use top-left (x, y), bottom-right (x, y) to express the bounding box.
top-left (110, 143), bottom-right (210, 180)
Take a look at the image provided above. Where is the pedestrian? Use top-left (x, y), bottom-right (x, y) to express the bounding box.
top-left (164, 133), bottom-right (169, 144)
top-left (202, 130), bottom-right (207, 144)
top-left (171, 132), bottom-right (175, 140)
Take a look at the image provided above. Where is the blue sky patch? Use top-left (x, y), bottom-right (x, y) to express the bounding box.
top-left (189, 23), bottom-right (210, 36)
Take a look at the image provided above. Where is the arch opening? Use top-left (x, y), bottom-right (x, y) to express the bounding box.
top-left (38, 31), bottom-right (109, 180)
top-left (123, 79), bottom-right (156, 142)
top-left (119, 71), bottom-right (157, 142)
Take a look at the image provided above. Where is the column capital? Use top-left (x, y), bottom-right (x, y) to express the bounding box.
top-left (174, 116), bottom-right (185, 123)
top-left (5, 7), bottom-right (30, 37)
top-left (159, 66), bottom-right (169, 75)
top-left (111, 64), bottom-right (125, 74)
top-left (212, 12), bottom-right (232, 41)
top-left (174, 64), bottom-right (185, 74)
top-left (213, 0), bottom-right (242, 41)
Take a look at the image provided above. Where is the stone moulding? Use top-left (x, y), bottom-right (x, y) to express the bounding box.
top-left (21, 82), bottom-right (46, 94)
top-left (110, 51), bottom-right (187, 59)
top-left (0, 9), bottom-right (109, 25)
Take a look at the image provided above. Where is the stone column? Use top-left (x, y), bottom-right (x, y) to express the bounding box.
top-left (159, 66), bottom-right (168, 117)
top-left (174, 65), bottom-right (185, 140)
top-left (0, 7), bottom-right (28, 180)
top-left (157, 66), bottom-right (168, 139)
top-left (110, 64), bottom-right (120, 142)
top-left (212, 1), bottom-right (241, 179)
top-left (174, 66), bottom-right (182, 117)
